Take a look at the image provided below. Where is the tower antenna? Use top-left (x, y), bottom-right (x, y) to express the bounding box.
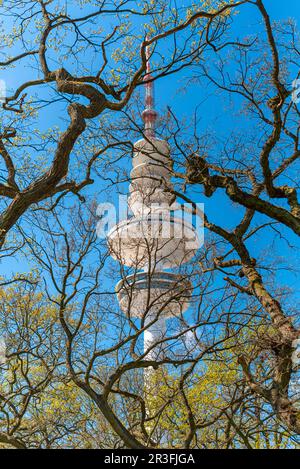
top-left (142, 37), bottom-right (158, 139)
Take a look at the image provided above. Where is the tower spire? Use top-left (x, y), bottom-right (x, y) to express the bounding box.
top-left (142, 38), bottom-right (158, 139)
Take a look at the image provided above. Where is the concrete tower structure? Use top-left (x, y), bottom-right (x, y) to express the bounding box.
top-left (107, 44), bottom-right (200, 361)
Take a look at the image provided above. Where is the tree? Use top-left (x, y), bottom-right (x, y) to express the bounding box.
top-left (0, 280), bottom-right (125, 449)
top-left (183, 0), bottom-right (300, 434)
top-left (0, 0), bottom-right (299, 450)
top-left (0, 0), bottom-right (241, 247)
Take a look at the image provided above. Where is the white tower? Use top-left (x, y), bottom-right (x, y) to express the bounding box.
top-left (107, 44), bottom-right (200, 362)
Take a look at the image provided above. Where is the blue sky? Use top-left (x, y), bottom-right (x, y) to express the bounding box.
top-left (0, 0), bottom-right (299, 303)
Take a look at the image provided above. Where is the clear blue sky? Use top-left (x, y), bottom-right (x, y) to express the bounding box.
top-left (0, 0), bottom-right (299, 302)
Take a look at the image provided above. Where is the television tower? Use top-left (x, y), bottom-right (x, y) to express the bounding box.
top-left (107, 42), bottom-right (200, 364)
